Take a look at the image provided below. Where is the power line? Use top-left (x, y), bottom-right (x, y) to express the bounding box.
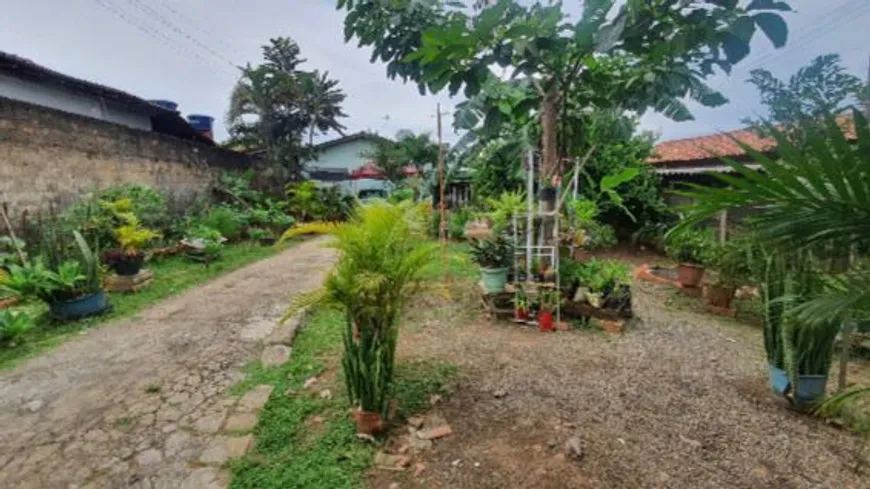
top-left (93, 0), bottom-right (237, 80)
top-left (737, 0), bottom-right (870, 74)
top-left (122, 0), bottom-right (239, 71)
top-left (689, 0), bottom-right (870, 134)
top-left (156, 0), bottom-right (247, 63)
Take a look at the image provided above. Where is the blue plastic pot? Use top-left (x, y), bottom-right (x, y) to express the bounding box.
top-left (480, 267), bottom-right (509, 294)
top-left (767, 363), bottom-right (790, 396)
top-left (793, 375), bottom-right (828, 406)
top-left (49, 291), bottom-right (110, 321)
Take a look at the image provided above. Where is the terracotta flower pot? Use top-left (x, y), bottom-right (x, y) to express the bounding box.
top-left (538, 311), bottom-right (554, 332)
top-left (706, 284), bottom-right (736, 309)
top-left (353, 409), bottom-right (384, 436)
top-left (678, 263), bottom-right (705, 288)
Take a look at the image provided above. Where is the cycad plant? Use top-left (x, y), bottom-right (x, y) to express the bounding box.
top-left (285, 202), bottom-right (436, 423)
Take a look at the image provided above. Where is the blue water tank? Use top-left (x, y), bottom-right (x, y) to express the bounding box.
top-left (187, 114), bottom-right (215, 133)
top-left (149, 99), bottom-right (179, 112)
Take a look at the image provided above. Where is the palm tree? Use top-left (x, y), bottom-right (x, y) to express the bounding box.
top-left (226, 37), bottom-right (348, 180)
top-left (299, 70), bottom-right (348, 147)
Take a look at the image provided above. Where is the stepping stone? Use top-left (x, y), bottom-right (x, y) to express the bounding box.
top-left (224, 412), bottom-right (258, 432)
top-left (194, 410), bottom-right (228, 434)
top-left (199, 435), bottom-right (253, 465)
top-left (260, 345), bottom-right (291, 367)
top-left (237, 385), bottom-right (274, 413)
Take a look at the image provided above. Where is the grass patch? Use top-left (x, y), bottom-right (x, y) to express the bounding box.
top-left (420, 241), bottom-right (477, 282)
top-left (0, 241), bottom-right (290, 369)
top-left (230, 307), bottom-right (458, 489)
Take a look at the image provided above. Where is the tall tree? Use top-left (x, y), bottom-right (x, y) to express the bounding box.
top-left (299, 70), bottom-right (348, 146)
top-left (394, 131), bottom-right (440, 176)
top-left (226, 37), bottom-right (347, 180)
top-left (337, 0), bottom-right (791, 184)
top-left (744, 53), bottom-right (866, 144)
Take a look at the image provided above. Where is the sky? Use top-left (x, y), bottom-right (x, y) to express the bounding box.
top-left (2, 0), bottom-right (868, 145)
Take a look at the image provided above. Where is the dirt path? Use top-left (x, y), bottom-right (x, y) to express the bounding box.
top-left (377, 281), bottom-right (868, 489)
top-left (0, 239), bottom-right (335, 489)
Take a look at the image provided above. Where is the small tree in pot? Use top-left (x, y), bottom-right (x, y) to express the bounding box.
top-left (665, 227), bottom-right (715, 288)
top-left (283, 202), bottom-right (436, 435)
top-left (101, 199), bottom-right (160, 276)
top-left (469, 233), bottom-right (513, 293)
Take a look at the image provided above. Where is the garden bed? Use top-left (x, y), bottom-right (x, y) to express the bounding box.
top-left (0, 241), bottom-right (292, 369)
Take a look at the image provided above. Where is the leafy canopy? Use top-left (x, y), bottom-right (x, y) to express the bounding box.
top-left (227, 37), bottom-right (348, 180)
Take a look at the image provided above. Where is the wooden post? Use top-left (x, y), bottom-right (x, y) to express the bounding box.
top-left (0, 203), bottom-right (28, 266)
top-left (838, 322), bottom-right (855, 392)
top-left (437, 103), bottom-right (447, 285)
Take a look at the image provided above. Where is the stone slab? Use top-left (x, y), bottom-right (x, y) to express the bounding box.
top-left (237, 385), bottom-right (274, 413)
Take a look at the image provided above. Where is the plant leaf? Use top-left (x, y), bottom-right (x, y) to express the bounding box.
top-left (753, 13), bottom-right (789, 48)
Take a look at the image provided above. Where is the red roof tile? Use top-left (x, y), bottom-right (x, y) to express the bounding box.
top-left (647, 128), bottom-right (774, 164)
top-left (647, 116), bottom-right (857, 165)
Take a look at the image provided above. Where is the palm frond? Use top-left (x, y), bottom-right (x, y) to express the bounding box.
top-left (279, 222), bottom-right (339, 242)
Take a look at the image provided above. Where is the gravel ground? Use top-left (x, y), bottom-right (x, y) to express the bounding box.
top-left (381, 281), bottom-right (868, 489)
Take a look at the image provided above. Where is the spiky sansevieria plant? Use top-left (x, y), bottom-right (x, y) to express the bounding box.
top-left (284, 201), bottom-right (436, 416)
top-left (675, 108), bottom-right (870, 406)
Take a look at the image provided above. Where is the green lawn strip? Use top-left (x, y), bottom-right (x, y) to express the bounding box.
top-left (0, 241), bottom-right (289, 369)
top-left (229, 308), bottom-right (458, 489)
top-left (419, 241), bottom-right (477, 282)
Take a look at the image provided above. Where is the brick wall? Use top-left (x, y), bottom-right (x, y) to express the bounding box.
top-left (0, 97), bottom-right (258, 222)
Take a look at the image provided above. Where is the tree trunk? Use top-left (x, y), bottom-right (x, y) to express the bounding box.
top-left (540, 87), bottom-right (561, 182)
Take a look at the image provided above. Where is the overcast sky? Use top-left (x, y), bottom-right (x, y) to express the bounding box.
top-left (2, 0), bottom-right (868, 145)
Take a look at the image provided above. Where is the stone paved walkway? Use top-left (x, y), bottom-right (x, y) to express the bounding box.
top-left (0, 238), bottom-right (335, 489)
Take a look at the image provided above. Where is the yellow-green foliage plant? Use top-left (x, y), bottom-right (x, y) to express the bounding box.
top-left (115, 217), bottom-right (161, 256)
top-left (102, 199), bottom-right (160, 255)
top-left (285, 201), bottom-right (437, 420)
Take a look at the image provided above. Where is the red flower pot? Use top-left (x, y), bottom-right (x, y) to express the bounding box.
top-left (353, 409), bottom-right (384, 436)
top-left (538, 311), bottom-right (554, 332)
top-left (515, 308), bottom-right (529, 321)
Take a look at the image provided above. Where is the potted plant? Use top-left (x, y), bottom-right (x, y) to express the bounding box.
top-left (761, 253), bottom-right (789, 395)
top-left (600, 260), bottom-right (632, 312)
top-left (4, 232), bottom-right (110, 321)
top-left (514, 287), bottom-right (529, 321)
top-left (183, 226), bottom-right (226, 264)
top-left (281, 203), bottom-right (436, 435)
top-left (469, 233), bottom-right (513, 293)
top-left (783, 318), bottom-right (839, 406)
top-left (665, 227), bottom-right (715, 288)
top-left (538, 290), bottom-right (559, 332)
top-left (707, 237), bottom-right (752, 309)
top-left (105, 218), bottom-right (160, 276)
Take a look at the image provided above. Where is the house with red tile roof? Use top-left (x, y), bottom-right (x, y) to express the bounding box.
top-left (646, 116), bottom-right (856, 177)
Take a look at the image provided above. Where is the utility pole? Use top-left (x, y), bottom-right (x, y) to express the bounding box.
top-left (437, 103), bottom-right (448, 285)
top-left (865, 53), bottom-right (870, 117)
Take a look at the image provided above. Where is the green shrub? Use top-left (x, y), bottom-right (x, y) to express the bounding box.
top-left (203, 207), bottom-right (242, 240)
top-left (448, 208), bottom-right (471, 239)
top-left (582, 222), bottom-right (617, 250)
top-left (63, 185), bottom-right (171, 246)
top-left (388, 187), bottom-right (416, 204)
top-left (0, 310), bottom-right (32, 347)
top-left (665, 227), bottom-right (716, 265)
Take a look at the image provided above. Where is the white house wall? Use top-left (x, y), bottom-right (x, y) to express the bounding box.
top-left (306, 138), bottom-right (389, 195)
top-left (0, 73), bottom-right (152, 131)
